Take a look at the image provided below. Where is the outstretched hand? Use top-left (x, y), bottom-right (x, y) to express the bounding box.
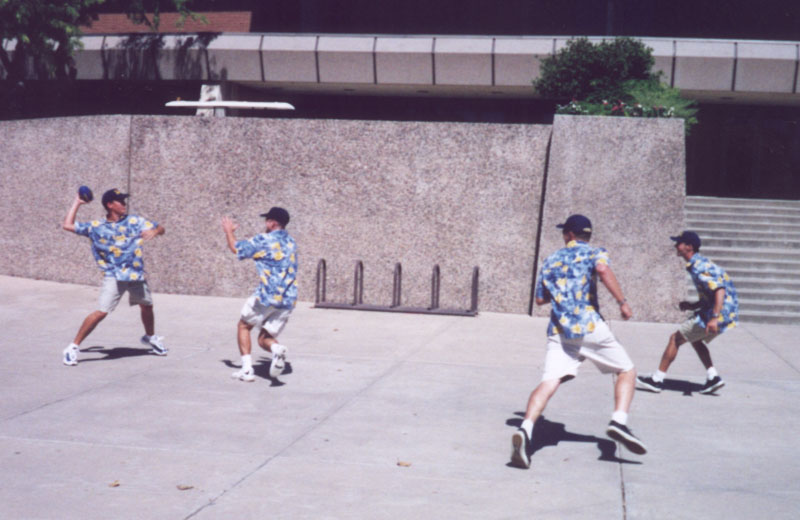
top-left (221, 216), bottom-right (238, 233)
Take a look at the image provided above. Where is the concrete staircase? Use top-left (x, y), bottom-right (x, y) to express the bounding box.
top-left (685, 195), bottom-right (800, 325)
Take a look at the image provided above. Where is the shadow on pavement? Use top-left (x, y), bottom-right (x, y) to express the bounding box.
top-left (506, 414), bottom-right (642, 467)
top-left (222, 358), bottom-right (292, 387)
top-left (637, 378), bottom-right (719, 396)
top-left (80, 345), bottom-right (153, 362)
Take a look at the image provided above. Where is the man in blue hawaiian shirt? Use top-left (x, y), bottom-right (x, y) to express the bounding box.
top-left (637, 231), bottom-right (738, 395)
top-left (510, 214), bottom-right (646, 469)
top-left (222, 207), bottom-right (298, 382)
top-left (61, 188), bottom-right (166, 366)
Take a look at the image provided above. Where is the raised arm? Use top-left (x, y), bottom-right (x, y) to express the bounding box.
top-left (596, 262), bottom-right (633, 320)
top-left (221, 216), bottom-right (239, 254)
top-left (141, 224), bottom-right (165, 241)
top-left (62, 196), bottom-right (87, 232)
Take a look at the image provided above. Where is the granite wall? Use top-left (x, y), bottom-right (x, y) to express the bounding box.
top-left (0, 114), bottom-right (686, 320)
top-left (1, 115), bottom-right (548, 314)
top-left (536, 115), bottom-right (687, 323)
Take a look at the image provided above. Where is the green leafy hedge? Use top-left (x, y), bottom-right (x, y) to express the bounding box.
top-left (535, 37), bottom-right (697, 134)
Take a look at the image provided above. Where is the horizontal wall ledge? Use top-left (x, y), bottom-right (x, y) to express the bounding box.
top-left (3, 34), bottom-right (800, 105)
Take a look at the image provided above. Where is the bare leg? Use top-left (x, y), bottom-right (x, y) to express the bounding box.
top-left (72, 311), bottom-right (108, 345)
top-left (523, 378), bottom-right (562, 423)
top-left (657, 331), bottom-right (688, 373)
top-left (257, 329), bottom-right (277, 353)
top-left (140, 304), bottom-right (155, 336)
top-left (237, 319), bottom-right (253, 356)
top-left (690, 340), bottom-right (714, 369)
top-left (614, 369), bottom-right (636, 413)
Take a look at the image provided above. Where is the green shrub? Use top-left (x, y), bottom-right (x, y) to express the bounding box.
top-left (536, 37), bottom-right (698, 134)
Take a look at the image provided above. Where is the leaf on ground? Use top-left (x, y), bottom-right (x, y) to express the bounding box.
top-left (396, 460), bottom-right (412, 467)
top-left (177, 484), bottom-right (194, 491)
top-left (108, 480), bottom-right (120, 488)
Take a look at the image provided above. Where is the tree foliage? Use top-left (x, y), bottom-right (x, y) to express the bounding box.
top-left (0, 0), bottom-right (203, 84)
top-left (117, 0), bottom-right (206, 32)
top-left (1, 0), bottom-right (204, 116)
top-left (534, 37), bottom-right (655, 103)
top-left (0, 0), bottom-right (104, 81)
top-left (536, 37), bottom-right (698, 133)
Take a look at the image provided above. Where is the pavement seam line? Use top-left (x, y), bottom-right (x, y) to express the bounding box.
top-left (0, 345), bottom-right (212, 423)
top-left (740, 325), bottom-right (800, 375)
top-left (183, 318), bottom-right (461, 519)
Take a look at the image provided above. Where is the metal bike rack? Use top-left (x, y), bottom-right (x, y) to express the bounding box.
top-left (315, 259), bottom-right (479, 316)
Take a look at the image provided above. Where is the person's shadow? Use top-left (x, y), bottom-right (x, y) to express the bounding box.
top-left (222, 357), bottom-right (293, 387)
top-left (80, 345), bottom-right (153, 362)
top-left (506, 414), bottom-right (642, 467)
top-left (638, 378), bottom-right (714, 396)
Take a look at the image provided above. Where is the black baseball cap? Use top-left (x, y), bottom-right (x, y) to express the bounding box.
top-left (260, 207), bottom-right (290, 227)
top-left (670, 231), bottom-right (701, 250)
top-left (101, 188), bottom-right (129, 208)
top-left (557, 214), bottom-right (593, 234)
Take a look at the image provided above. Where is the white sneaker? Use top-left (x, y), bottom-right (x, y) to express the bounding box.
top-left (269, 344), bottom-right (287, 378)
top-left (141, 335), bottom-right (168, 356)
top-left (63, 343), bottom-right (79, 366)
top-left (231, 368), bottom-right (255, 382)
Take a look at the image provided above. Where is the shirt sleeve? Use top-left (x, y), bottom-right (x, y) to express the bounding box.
top-left (73, 221), bottom-right (91, 237)
top-left (534, 267), bottom-right (546, 300)
top-left (592, 247), bottom-right (610, 267)
top-left (235, 238), bottom-right (257, 260)
top-left (696, 266), bottom-right (725, 291)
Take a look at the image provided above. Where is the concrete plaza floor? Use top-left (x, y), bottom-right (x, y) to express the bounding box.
top-left (1, 274), bottom-right (798, 519)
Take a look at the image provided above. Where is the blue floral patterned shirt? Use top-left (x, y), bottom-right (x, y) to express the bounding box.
top-left (236, 229), bottom-right (298, 309)
top-left (686, 253), bottom-right (739, 332)
top-left (74, 214), bottom-right (158, 281)
top-left (535, 240), bottom-right (607, 339)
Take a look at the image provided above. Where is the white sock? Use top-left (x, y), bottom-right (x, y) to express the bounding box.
top-left (271, 343), bottom-right (287, 357)
top-left (652, 370), bottom-right (666, 383)
top-left (241, 354), bottom-right (252, 372)
top-left (611, 410), bottom-right (628, 425)
top-left (521, 419), bottom-right (534, 438)
top-left (69, 342), bottom-right (80, 350)
top-left (707, 367), bottom-right (718, 380)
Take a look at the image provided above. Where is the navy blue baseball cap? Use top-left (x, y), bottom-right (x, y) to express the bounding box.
top-left (670, 231), bottom-right (701, 250)
top-left (260, 207), bottom-right (290, 227)
top-left (101, 188), bottom-right (129, 208)
top-left (557, 214), bottom-right (593, 234)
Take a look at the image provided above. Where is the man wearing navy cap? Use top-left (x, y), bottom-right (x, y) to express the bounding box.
top-left (61, 188), bottom-right (167, 366)
top-left (637, 231), bottom-right (738, 394)
top-left (222, 207), bottom-right (298, 382)
top-left (510, 214), bottom-right (647, 469)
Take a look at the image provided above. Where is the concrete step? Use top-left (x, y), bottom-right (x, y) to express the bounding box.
top-left (686, 196), bottom-right (800, 209)
top-left (686, 206), bottom-right (800, 218)
top-left (735, 310), bottom-right (800, 325)
top-left (691, 228), bottom-right (800, 241)
top-left (707, 257), bottom-right (800, 272)
top-left (699, 236), bottom-right (800, 249)
top-left (685, 211), bottom-right (800, 225)
top-left (733, 288), bottom-right (800, 302)
top-left (732, 276), bottom-right (800, 291)
top-left (685, 221), bottom-right (800, 233)
top-left (736, 298), bottom-right (800, 314)
top-left (701, 246), bottom-right (800, 262)
top-left (684, 196), bottom-right (800, 324)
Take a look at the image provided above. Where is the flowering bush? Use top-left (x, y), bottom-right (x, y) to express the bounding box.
top-left (539, 37), bottom-right (698, 134)
top-left (555, 79), bottom-right (698, 134)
